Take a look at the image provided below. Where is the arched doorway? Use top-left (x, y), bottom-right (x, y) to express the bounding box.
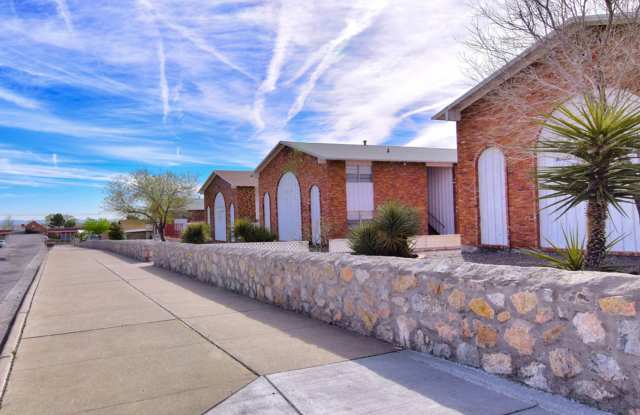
top-left (277, 172), bottom-right (302, 241)
top-left (214, 192), bottom-right (226, 241)
top-left (478, 147), bottom-right (509, 246)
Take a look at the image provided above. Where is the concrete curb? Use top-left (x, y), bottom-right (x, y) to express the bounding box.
top-left (0, 243), bottom-right (47, 351)
top-left (0, 249), bottom-right (47, 408)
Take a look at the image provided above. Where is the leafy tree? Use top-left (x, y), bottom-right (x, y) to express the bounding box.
top-left (83, 218), bottom-right (110, 236)
top-left (104, 170), bottom-right (196, 241)
top-left (537, 93), bottom-right (640, 269)
top-left (64, 217), bottom-right (77, 227)
top-left (46, 213), bottom-right (66, 227)
top-left (108, 222), bottom-right (124, 240)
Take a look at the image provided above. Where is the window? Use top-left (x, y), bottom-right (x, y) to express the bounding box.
top-left (346, 162), bottom-right (374, 226)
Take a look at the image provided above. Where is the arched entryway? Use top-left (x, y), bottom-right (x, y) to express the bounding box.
top-left (310, 185), bottom-right (321, 245)
top-left (478, 147), bottom-right (509, 246)
top-left (214, 192), bottom-right (226, 241)
top-left (277, 172), bottom-right (302, 241)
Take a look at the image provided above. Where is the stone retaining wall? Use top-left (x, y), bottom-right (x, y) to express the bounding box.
top-left (81, 240), bottom-right (155, 262)
top-left (86, 240), bottom-right (640, 414)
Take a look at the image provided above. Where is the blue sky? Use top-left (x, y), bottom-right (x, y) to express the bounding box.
top-left (0, 0), bottom-right (473, 220)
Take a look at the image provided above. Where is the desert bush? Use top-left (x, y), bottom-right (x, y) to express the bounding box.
top-left (108, 222), bottom-right (124, 240)
top-left (348, 201), bottom-right (420, 257)
top-left (181, 223), bottom-right (211, 244)
top-left (234, 218), bottom-right (277, 242)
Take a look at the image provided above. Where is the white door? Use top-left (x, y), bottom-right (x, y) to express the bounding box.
top-left (310, 185), bottom-right (321, 245)
top-left (427, 167), bottom-right (455, 235)
top-left (277, 172), bottom-right (302, 241)
top-left (539, 153), bottom-right (640, 251)
top-left (214, 192), bottom-right (226, 241)
top-left (229, 203), bottom-right (235, 241)
top-left (538, 153), bottom-right (587, 248)
top-left (263, 193), bottom-right (271, 231)
top-left (478, 148), bottom-right (509, 246)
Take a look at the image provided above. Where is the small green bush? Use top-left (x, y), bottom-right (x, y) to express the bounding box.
top-left (234, 219), bottom-right (277, 242)
top-left (108, 222), bottom-right (124, 240)
top-left (181, 223), bottom-right (211, 244)
top-left (348, 201), bottom-right (420, 258)
top-left (525, 228), bottom-right (623, 271)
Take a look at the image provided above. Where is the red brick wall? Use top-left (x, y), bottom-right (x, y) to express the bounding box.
top-left (455, 92), bottom-right (552, 248)
top-left (188, 210), bottom-right (205, 222)
top-left (203, 176), bottom-right (234, 241)
top-left (372, 162), bottom-right (428, 234)
top-left (236, 186), bottom-right (256, 221)
top-left (258, 147), bottom-right (348, 241)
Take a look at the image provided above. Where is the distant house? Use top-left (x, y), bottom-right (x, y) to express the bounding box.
top-left (118, 218), bottom-right (153, 240)
top-left (254, 141), bottom-right (457, 243)
top-left (199, 171), bottom-right (257, 241)
top-left (433, 19), bottom-right (640, 253)
top-left (186, 198), bottom-right (205, 223)
top-left (47, 227), bottom-right (80, 242)
top-left (23, 221), bottom-right (48, 234)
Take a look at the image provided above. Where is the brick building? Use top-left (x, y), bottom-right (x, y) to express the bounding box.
top-left (254, 141), bottom-right (457, 243)
top-left (199, 171), bottom-right (257, 241)
top-left (433, 27), bottom-right (640, 253)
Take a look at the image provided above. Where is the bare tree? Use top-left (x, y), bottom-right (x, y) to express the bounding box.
top-left (466, 0), bottom-right (640, 268)
top-left (104, 170), bottom-right (196, 242)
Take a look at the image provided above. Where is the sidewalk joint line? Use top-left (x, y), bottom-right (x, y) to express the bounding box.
top-left (94, 256), bottom-right (261, 378)
top-left (264, 376), bottom-right (305, 415)
top-left (21, 318), bottom-right (176, 340)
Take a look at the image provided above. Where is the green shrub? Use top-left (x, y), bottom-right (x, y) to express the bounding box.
top-left (234, 218), bottom-right (277, 242)
top-left (525, 228), bottom-right (623, 271)
top-left (108, 222), bottom-right (124, 240)
top-left (181, 223), bottom-right (211, 244)
top-left (348, 222), bottom-right (381, 255)
top-left (348, 200), bottom-right (420, 257)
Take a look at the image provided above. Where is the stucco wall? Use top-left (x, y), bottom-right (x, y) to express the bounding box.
top-left (83, 239), bottom-right (640, 414)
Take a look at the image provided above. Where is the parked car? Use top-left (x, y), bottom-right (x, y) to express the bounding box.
top-left (0, 240), bottom-right (5, 248)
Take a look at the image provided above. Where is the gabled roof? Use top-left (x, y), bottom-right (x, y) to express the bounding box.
top-left (433, 15), bottom-right (613, 121)
top-left (198, 170), bottom-right (257, 193)
top-left (255, 141), bottom-right (457, 173)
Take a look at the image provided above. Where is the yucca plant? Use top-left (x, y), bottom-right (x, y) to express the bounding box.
top-left (348, 201), bottom-right (420, 257)
top-left (537, 92), bottom-right (640, 269)
top-left (348, 222), bottom-right (381, 256)
top-left (526, 227), bottom-right (625, 271)
top-left (525, 228), bottom-right (585, 270)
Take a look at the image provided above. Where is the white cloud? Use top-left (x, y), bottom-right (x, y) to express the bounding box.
top-left (54, 0), bottom-right (74, 32)
top-left (407, 122), bottom-right (457, 148)
top-left (0, 87), bottom-right (41, 110)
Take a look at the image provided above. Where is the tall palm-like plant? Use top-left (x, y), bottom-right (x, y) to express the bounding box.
top-left (537, 92), bottom-right (640, 269)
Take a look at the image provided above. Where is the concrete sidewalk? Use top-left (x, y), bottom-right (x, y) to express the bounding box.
top-left (0, 246), bottom-right (608, 415)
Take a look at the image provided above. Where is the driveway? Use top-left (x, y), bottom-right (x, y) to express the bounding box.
top-left (0, 246), bottom-right (606, 415)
